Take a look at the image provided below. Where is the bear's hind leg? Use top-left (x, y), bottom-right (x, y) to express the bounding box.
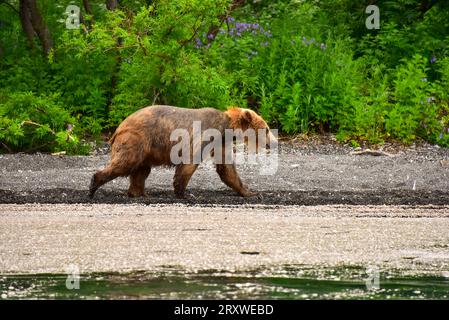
top-left (173, 164), bottom-right (198, 198)
top-left (216, 164), bottom-right (254, 197)
top-left (128, 167), bottom-right (151, 197)
top-left (89, 167), bottom-right (122, 198)
top-left (89, 134), bottom-right (144, 198)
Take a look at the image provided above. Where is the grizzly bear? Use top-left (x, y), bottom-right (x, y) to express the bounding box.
top-left (89, 105), bottom-right (276, 199)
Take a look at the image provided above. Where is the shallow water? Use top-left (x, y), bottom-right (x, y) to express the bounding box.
top-left (1, 265), bottom-right (448, 300)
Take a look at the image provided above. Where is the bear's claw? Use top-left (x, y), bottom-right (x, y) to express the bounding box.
top-left (241, 190), bottom-right (257, 198)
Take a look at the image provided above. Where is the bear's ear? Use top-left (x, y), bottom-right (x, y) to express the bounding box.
top-left (242, 110), bottom-right (253, 124)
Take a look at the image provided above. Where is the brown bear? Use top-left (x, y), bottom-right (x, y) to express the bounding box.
top-left (89, 105), bottom-right (276, 199)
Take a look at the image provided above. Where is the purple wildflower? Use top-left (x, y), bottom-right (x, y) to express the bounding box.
top-left (207, 33), bottom-right (215, 40)
top-left (261, 41), bottom-right (269, 46)
top-left (307, 38), bottom-right (315, 45)
top-left (245, 50), bottom-right (258, 60)
top-left (194, 38), bottom-right (203, 49)
top-left (223, 20), bottom-right (271, 40)
top-left (430, 56), bottom-right (437, 64)
top-left (235, 22), bottom-right (250, 31)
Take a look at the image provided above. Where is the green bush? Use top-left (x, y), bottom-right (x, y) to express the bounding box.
top-left (385, 54), bottom-right (440, 143)
top-left (210, 2), bottom-right (362, 134)
top-left (0, 91), bottom-right (88, 154)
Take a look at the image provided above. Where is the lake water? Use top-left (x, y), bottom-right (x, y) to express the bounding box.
top-left (1, 265), bottom-right (448, 299)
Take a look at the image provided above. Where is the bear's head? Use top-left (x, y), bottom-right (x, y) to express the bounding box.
top-left (225, 107), bottom-right (277, 150)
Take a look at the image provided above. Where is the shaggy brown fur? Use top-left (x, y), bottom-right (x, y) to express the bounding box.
top-left (89, 105), bottom-right (275, 199)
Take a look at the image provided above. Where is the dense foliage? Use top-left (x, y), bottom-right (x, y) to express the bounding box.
top-left (0, 0), bottom-right (448, 153)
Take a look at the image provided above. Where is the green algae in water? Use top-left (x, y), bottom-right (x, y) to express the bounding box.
top-left (1, 266), bottom-right (448, 300)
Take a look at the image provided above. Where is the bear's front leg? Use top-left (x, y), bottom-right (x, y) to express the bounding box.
top-left (216, 164), bottom-right (255, 197)
top-left (173, 164), bottom-right (199, 198)
top-left (128, 167), bottom-right (151, 197)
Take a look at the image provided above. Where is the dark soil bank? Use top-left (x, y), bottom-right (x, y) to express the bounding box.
top-left (1, 141), bottom-right (448, 206)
